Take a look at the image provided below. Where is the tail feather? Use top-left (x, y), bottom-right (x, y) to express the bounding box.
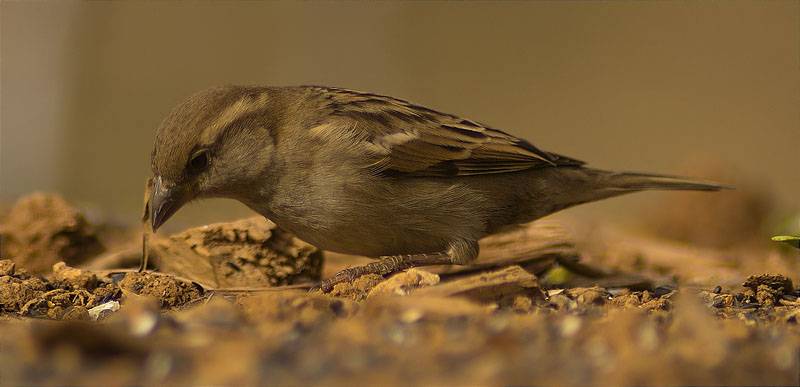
top-left (602, 171), bottom-right (729, 192)
top-left (508, 167), bottom-right (728, 224)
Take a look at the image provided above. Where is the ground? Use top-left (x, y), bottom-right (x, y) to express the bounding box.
top-left (0, 191), bottom-right (798, 386)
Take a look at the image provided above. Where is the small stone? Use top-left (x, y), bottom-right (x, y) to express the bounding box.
top-left (52, 262), bottom-right (84, 282)
top-left (713, 285), bottom-right (722, 294)
top-left (565, 287), bottom-right (610, 306)
top-left (47, 305), bottom-right (64, 320)
top-left (327, 274), bottom-right (384, 301)
top-left (787, 310), bottom-right (799, 324)
top-left (739, 288), bottom-right (757, 304)
top-left (20, 298), bottom-right (50, 317)
top-left (560, 315), bottom-right (582, 337)
top-left (367, 269), bottom-right (440, 299)
top-left (503, 294), bottom-right (534, 313)
top-left (61, 305), bottom-right (90, 321)
top-left (607, 288), bottom-right (629, 297)
top-left (400, 309), bottom-right (424, 324)
top-left (609, 293), bottom-right (641, 308)
top-left (119, 272), bottom-right (202, 308)
top-left (52, 262), bottom-right (98, 290)
top-left (0, 260), bottom-right (16, 276)
top-left (755, 284), bottom-right (781, 307)
top-left (743, 274), bottom-right (793, 295)
top-left (88, 300), bottom-right (120, 320)
top-left (641, 298), bottom-right (671, 311)
top-left (653, 285), bottom-right (676, 298)
top-left (549, 294), bottom-right (576, 310)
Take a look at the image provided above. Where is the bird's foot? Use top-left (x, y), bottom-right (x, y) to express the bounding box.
top-left (315, 267), bottom-right (367, 293)
top-left (314, 253), bottom-right (452, 293)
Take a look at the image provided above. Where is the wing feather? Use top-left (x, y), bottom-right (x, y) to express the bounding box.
top-left (307, 86), bottom-right (584, 177)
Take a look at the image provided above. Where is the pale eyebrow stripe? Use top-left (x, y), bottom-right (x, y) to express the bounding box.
top-left (199, 93), bottom-right (270, 144)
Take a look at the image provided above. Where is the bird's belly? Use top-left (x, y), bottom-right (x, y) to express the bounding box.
top-left (247, 174), bottom-right (492, 258)
top-left (269, 214), bottom-right (449, 258)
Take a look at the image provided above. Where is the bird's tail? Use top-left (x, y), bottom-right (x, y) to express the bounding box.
top-left (541, 168), bottom-right (729, 214)
top-left (507, 167), bottom-right (729, 224)
top-left (599, 170), bottom-right (728, 192)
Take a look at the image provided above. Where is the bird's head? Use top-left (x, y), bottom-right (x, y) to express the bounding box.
top-left (148, 86), bottom-right (282, 231)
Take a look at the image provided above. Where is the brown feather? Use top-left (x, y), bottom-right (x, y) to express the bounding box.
top-left (306, 86), bottom-right (582, 177)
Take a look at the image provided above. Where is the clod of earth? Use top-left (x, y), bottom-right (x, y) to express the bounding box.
top-left (741, 273), bottom-right (795, 307)
top-left (0, 193), bottom-right (104, 273)
top-left (118, 272), bottom-right (204, 308)
top-left (0, 259), bottom-right (205, 318)
top-left (0, 260), bottom-right (120, 319)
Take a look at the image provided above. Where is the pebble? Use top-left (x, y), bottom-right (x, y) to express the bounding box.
top-left (653, 285), bottom-right (675, 298)
top-left (88, 300), bottom-right (120, 320)
top-left (785, 309), bottom-right (800, 324)
top-left (61, 305), bottom-right (90, 321)
top-left (0, 260), bottom-right (16, 277)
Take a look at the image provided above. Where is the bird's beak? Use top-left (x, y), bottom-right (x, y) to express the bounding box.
top-left (149, 176), bottom-right (185, 232)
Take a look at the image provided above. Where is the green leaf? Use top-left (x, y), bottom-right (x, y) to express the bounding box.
top-left (772, 235), bottom-right (800, 249)
top-left (542, 266), bottom-right (571, 285)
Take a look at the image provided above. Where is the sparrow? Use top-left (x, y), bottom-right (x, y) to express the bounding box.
top-left (148, 85), bottom-right (724, 291)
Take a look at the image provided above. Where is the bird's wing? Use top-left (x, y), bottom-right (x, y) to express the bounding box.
top-left (309, 86), bottom-right (584, 177)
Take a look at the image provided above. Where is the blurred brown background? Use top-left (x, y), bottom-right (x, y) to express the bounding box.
top-left (2, 1), bottom-right (798, 231)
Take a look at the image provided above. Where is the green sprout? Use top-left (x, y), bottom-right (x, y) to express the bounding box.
top-left (543, 265), bottom-right (571, 285)
top-left (772, 235), bottom-right (800, 249)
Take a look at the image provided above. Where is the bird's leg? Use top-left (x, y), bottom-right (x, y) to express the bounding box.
top-left (318, 253), bottom-right (451, 292)
top-left (318, 240), bottom-right (478, 292)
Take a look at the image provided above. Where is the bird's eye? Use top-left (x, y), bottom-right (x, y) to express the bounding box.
top-left (187, 150), bottom-right (210, 175)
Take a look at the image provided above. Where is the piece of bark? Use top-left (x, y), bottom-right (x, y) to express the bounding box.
top-left (413, 265), bottom-right (541, 303)
top-left (151, 217), bottom-right (323, 289)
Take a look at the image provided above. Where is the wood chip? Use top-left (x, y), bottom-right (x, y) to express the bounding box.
top-left (413, 265), bottom-right (540, 303)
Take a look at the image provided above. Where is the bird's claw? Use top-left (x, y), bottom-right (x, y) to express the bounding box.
top-left (310, 268), bottom-right (363, 293)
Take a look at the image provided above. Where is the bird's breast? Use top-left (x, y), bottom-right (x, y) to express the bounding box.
top-left (244, 183), bottom-right (482, 257)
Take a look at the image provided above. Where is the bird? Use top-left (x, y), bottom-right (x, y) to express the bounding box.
top-left (148, 85), bottom-right (725, 291)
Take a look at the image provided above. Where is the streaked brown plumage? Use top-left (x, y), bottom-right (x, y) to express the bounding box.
top-left (149, 85), bottom-right (725, 290)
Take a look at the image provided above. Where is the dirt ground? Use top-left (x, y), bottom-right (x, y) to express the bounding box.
top-left (0, 192), bottom-right (798, 386)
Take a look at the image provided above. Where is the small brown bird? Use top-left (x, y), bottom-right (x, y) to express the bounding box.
top-left (149, 85), bottom-right (724, 290)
